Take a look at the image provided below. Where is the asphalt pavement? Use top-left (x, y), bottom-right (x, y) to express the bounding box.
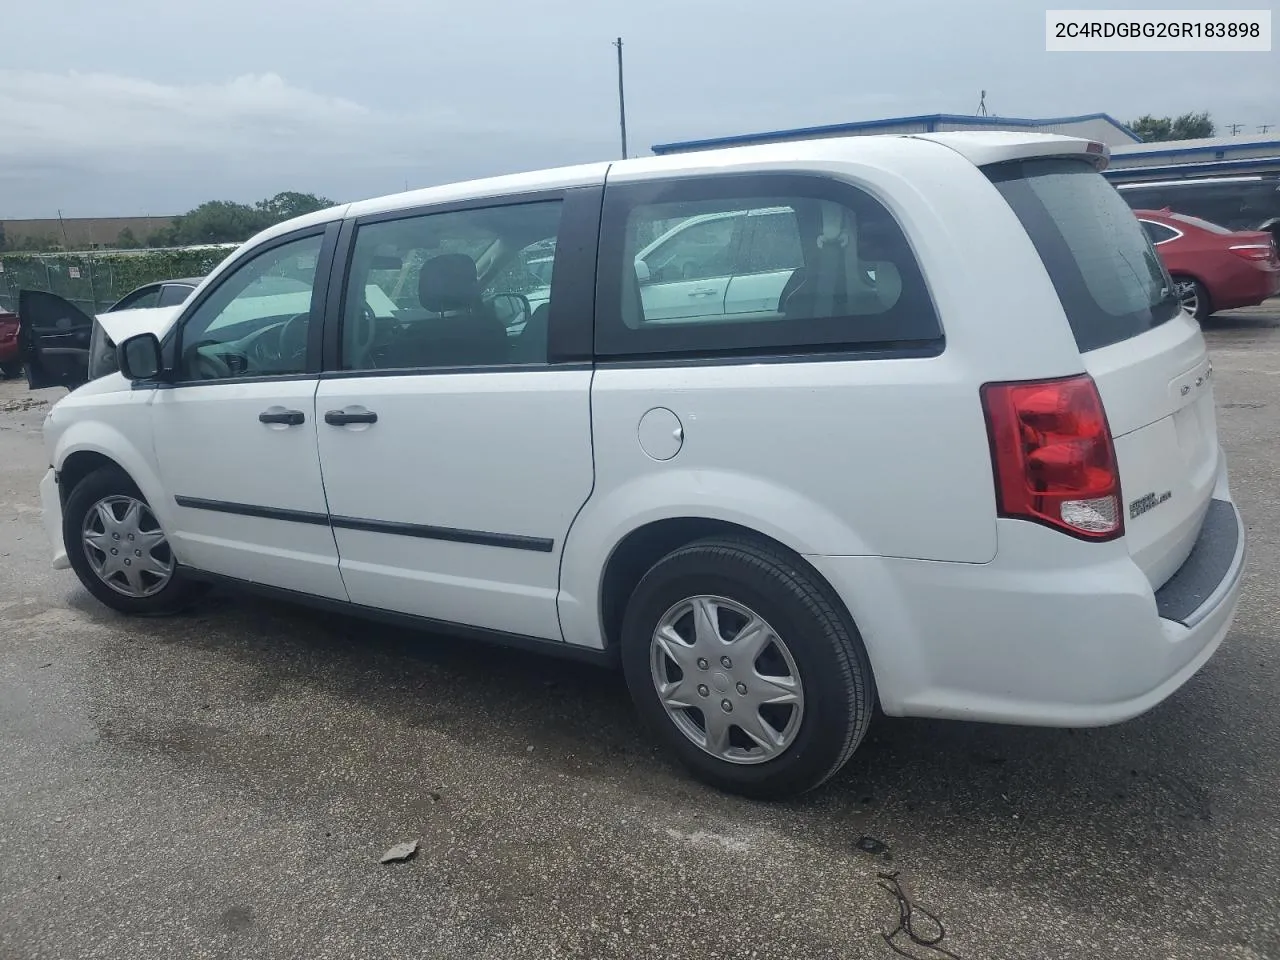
top-left (2, 304), bottom-right (1280, 960)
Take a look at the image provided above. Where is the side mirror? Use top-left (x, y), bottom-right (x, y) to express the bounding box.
top-left (118, 333), bottom-right (163, 381)
top-left (634, 259), bottom-right (651, 284)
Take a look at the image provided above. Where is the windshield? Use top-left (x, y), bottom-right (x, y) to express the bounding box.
top-left (987, 158), bottom-right (1181, 353)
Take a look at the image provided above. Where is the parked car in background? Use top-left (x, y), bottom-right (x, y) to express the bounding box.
top-left (106, 278), bottom-right (202, 313)
top-left (1118, 175), bottom-right (1280, 245)
top-left (1135, 208), bottom-right (1280, 320)
top-left (0, 277), bottom-right (207, 383)
top-left (0, 306), bottom-right (20, 378)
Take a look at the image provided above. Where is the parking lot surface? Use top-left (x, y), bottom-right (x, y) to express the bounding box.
top-left (3, 303), bottom-right (1280, 960)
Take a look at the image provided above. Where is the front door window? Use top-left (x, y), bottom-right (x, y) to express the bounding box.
top-left (176, 234), bottom-right (323, 381)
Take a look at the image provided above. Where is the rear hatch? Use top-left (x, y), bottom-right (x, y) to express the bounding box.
top-left (987, 157), bottom-right (1218, 588)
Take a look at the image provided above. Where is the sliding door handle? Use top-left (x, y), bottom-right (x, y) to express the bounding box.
top-left (325, 407), bottom-right (378, 426)
top-left (259, 408), bottom-right (305, 426)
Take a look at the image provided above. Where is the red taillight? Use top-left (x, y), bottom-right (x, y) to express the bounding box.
top-left (981, 374), bottom-right (1124, 541)
top-left (1228, 243), bottom-right (1278, 263)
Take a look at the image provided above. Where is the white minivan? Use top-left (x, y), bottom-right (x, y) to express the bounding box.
top-left (27, 132), bottom-right (1246, 798)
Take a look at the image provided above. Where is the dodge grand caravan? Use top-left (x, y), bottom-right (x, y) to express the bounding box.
top-left (27, 132), bottom-right (1246, 798)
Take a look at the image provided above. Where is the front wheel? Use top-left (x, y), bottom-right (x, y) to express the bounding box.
top-left (63, 466), bottom-right (205, 615)
top-left (620, 536), bottom-right (875, 799)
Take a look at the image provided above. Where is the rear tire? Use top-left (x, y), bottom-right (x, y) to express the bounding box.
top-left (62, 466), bottom-right (206, 616)
top-left (620, 536), bottom-right (875, 799)
top-left (0, 360), bottom-right (21, 379)
top-left (1174, 275), bottom-right (1211, 322)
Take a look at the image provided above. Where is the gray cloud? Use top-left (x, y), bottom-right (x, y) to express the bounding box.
top-left (1, 0), bottom-right (1275, 217)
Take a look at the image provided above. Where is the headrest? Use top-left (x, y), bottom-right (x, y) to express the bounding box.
top-left (419, 254), bottom-right (478, 313)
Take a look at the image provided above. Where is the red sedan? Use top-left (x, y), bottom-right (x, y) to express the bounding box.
top-left (0, 307), bottom-right (20, 379)
top-left (1136, 208), bottom-right (1280, 320)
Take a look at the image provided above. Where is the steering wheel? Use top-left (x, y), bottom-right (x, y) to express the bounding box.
top-left (347, 301), bottom-right (378, 366)
top-left (278, 313), bottom-right (311, 366)
top-left (187, 340), bottom-right (232, 380)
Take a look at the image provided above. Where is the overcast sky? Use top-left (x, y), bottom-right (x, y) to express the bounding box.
top-left (1, 0), bottom-right (1275, 218)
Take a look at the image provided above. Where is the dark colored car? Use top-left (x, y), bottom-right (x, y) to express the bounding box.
top-left (106, 278), bottom-right (201, 312)
top-left (0, 307), bottom-right (20, 378)
top-left (1136, 208), bottom-right (1280, 320)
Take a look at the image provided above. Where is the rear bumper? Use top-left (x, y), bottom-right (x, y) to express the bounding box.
top-left (808, 458), bottom-right (1245, 727)
top-left (1213, 263), bottom-right (1280, 310)
top-left (40, 468), bottom-right (70, 570)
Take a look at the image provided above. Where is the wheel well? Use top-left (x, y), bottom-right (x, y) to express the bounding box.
top-left (598, 518), bottom-right (814, 650)
top-left (58, 451), bottom-right (122, 505)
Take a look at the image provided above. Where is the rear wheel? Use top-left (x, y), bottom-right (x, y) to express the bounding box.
top-left (0, 360), bottom-right (21, 379)
top-left (1174, 275), bottom-right (1211, 321)
top-left (63, 466), bottom-right (205, 615)
top-left (620, 536), bottom-right (875, 799)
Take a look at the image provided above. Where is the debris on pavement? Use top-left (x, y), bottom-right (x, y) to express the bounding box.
top-left (877, 870), bottom-right (965, 959)
top-left (855, 835), bottom-right (890, 855)
top-left (379, 840), bottom-right (419, 864)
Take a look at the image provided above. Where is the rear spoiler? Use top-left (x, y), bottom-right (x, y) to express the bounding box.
top-left (908, 132), bottom-right (1111, 172)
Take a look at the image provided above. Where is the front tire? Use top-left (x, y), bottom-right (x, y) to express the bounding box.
top-left (620, 536), bottom-right (875, 799)
top-left (63, 466), bottom-right (205, 615)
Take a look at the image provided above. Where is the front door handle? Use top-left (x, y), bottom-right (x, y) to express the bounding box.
top-left (259, 408), bottom-right (305, 426)
top-left (324, 407), bottom-right (378, 426)
top-left (688, 288), bottom-right (719, 297)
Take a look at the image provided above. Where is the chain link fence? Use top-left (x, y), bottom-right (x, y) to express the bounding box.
top-left (0, 246), bottom-right (236, 315)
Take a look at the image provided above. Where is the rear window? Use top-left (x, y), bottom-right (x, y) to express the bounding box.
top-left (988, 158), bottom-right (1180, 353)
top-left (1167, 212), bottom-right (1233, 235)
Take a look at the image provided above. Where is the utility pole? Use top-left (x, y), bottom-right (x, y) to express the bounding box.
top-left (56, 209), bottom-right (69, 249)
top-left (614, 37), bottom-right (628, 159)
top-left (1259, 123), bottom-right (1274, 134)
top-left (976, 90), bottom-right (989, 117)
top-left (1228, 122), bottom-right (1245, 135)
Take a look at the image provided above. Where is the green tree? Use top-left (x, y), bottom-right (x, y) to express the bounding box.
top-left (143, 191), bottom-right (337, 247)
top-left (164, 200), bottom-right (271, 245)
top-left (255, 191), bottom-right (334, 222)
top-left (1129, 112), bottom-right (1214, 142)
top-left (114, 227), bottom-right (141, 249)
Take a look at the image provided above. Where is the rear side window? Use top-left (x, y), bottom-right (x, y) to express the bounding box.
top-left (596, 174), bottom-right (941, 358)
top-left (988, 159), bottom-right (1180, 353)
top-left (157, 283), bottom-right (194, 307)
top-left (1140, 220), bottom-right (1180, 245)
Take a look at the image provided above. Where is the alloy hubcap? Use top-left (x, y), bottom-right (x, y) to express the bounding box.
top-left (650, 595), bottom-right (804, 765)
top-left (1177, 281), bottom-right (1198, 316)
top-left (81, 495), bottom-right (174, 598)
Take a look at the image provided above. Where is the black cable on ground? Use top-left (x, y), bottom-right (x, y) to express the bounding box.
top-left (876, 871), bottom-right (966, 959)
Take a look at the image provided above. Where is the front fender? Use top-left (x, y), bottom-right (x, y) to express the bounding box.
top-left (556, 468), bottom-right (872, 650)
top-left (50, 397), bottom-right (169, 532)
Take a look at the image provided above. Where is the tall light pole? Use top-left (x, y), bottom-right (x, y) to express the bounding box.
top-left (614, 37), bottom-right (628, 159)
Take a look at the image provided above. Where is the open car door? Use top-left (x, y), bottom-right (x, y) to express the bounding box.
top-left (18, 290), bottom-right (93, 390)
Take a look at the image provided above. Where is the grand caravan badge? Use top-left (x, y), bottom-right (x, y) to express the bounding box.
top-left (1129, 490), bottom-right (1172, 520)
